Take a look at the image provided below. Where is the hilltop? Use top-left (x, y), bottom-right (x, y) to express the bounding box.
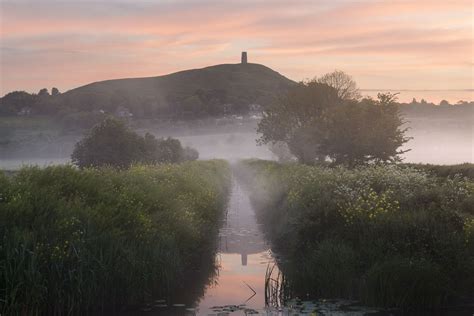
top-left (59, 63), bottom-right (296, 117)
top-left (1, 63), bottom-right (296, 119)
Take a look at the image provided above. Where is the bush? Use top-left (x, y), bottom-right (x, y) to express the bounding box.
top-left (72, 117), bottom-right (199, 168)
top-left (294, 239), bottom-right (358, 298)
top-left (238, 160), bottom-right (474, 309)
top-left (364, 257), bottom-right (447, 308)
top-left (0, 161), bottom-right (231, 314)
top-left (405, 163), bottom-right (474, 180)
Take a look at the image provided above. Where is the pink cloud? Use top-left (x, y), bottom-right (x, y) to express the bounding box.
top-left (0, 0), bottom-right (472, 95)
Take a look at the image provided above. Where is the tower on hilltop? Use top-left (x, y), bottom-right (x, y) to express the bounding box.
top-left (241, 51), bottom-right (248, 64)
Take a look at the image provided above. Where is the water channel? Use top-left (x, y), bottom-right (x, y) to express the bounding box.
top-left (125, 171), bottom-right (389, 315)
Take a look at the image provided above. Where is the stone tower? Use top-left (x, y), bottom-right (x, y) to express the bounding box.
top-left (241, 51), bottom-right (248, 64)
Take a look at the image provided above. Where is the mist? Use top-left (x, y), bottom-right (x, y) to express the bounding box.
top-left (1, 115), bottom-right (472, 170)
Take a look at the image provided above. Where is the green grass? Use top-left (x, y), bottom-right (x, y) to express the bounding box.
top-left (0, 160), bottom-right (231, 314)
top-left (238, 160), bottom-right (474, 310)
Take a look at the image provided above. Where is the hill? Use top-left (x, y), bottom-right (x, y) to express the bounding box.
top-left (58, 63), bottom-right (296, 117)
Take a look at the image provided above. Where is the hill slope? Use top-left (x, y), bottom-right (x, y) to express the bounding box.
top-left (60, 63), bottom-right (296, 117)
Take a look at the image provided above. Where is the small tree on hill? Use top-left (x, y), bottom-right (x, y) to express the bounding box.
top-left (38, 88), bottom-right (49, 96)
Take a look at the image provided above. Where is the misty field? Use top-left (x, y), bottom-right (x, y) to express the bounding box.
top-left (238, 160), bottom-right (474, 309)
top-left (0, 161), bottom-right (231, 314)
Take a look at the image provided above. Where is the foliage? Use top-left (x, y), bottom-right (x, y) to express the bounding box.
top-left (323, 93), bottom-right (410, 166)
top-left (315, 70), bottom-right (360, 100)
top-left (257, 72), bottom-right (410, 166)
top-left (238, 160), bottom-right (474, 309)
top-left (258, 81), bottom-right (340, 163)
top-left (0, 161), bottom-right (231, 314)
top-left (71, 117), bottom-right (198, 168)
top-left (406, 163), bottom-right (474, 180)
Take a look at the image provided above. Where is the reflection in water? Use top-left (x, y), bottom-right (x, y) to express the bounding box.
top-left (196, 177), bottom-right (275, 314)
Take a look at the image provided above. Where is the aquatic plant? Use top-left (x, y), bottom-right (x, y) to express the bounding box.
top-left (0, 160), bottom-right (231, 314)
top-left (239, 160), bottom-right (474, 309)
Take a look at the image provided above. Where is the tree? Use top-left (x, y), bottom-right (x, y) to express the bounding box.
top-left (439, 99), bottom-right (450, 106)
top-left (257, 81), bottom-right (342, 164)
top-left (51, 87), bottom-right (60, 96)
top-left (316, 70), bottom-right (361, 100)
top-left (72, 118), bottom-right (199, 168)
top-left (71, 117), bottom-right (145, 169)
top-left (143, 134), bottom-right (184, 163)
top-left (257, 75), bottom-right (410, 166)
top-left (0, 91), bottom-right (36, 115)
top-left (322, 93), bottom-right (410, 166)
top-left (38, 88), bottom-right (49, 96)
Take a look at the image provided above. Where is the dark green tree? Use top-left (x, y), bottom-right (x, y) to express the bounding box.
top-left (143, 134), bottom-right (188, 163)
top-left (322, 93), bottom-right (410, 166)
top-left (257, 72), bottom-right (410, 166)
top-left (257, 80), bottom-right (342, 164)
top-left (72, 118), bottom-right (199, 168)
top-left (38, 88), bottom-right (49, 96)
top-left (0, 91), bottom-right (36, 115)
top-left (71, 118), bottom-right (145, 168)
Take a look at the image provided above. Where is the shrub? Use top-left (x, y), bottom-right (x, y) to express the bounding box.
top-left (239, 160), bottom-right (474, 309)
top-left (405, 163), bottom-right (474, 180)
top-left (0, 161), bottom-right (231, 314)
top-left (364, 257), bottom-right (447, 308)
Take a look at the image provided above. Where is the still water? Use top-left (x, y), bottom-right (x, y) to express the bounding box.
top-left (196, 177), bottom-right (274, 314)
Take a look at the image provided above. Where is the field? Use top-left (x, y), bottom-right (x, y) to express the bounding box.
top-left (237, 160), bottom-right (474, 309)
top-left (0, 160), bottom-right (231, 314)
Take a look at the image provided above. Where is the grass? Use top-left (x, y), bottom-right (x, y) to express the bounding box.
top-left (238, 160), bottom-right (474, 310)
top-left (0, 160), bottom-right (231, 315)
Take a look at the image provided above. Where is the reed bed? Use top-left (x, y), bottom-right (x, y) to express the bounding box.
top-left (239, 160), bottom-right (474, 310)
top-left (0, 160), bottom-right (231, 315)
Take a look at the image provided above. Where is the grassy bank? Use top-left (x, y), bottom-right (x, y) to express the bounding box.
top-left (0, 160), bottom-right (231, 314)
top-left (238, 160), bottom-right (474, 310)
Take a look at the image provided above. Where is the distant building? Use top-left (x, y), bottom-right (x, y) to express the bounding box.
top-left (17, 107), bottom-right (31, 116)
top-left (241, 51), bottom-right (248, 64)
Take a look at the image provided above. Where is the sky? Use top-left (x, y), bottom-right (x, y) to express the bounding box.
top-left (0, 0), bottom-right (473, 97)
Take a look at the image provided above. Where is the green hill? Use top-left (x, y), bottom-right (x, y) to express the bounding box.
top-left (59, 63), bottom-right (296, 117)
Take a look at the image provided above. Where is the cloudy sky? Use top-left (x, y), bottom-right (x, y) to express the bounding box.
top-left (0, 0), bottom-right (472, 96)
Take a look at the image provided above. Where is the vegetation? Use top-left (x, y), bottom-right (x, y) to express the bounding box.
top-left (71, 117), bottom-right (198, 169)
top-left (0, 63), bottom-right (295, 119)
top-left (0, 161), bottom-right (231, 314)
top-left (406, 163), bottom-right (474, 180)
top-left (238, 160), bottom-right (474, 309)
top-left (257, 73), bottom-right (410, 166)
top-left (315, 70), bottom-right (361, 100)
